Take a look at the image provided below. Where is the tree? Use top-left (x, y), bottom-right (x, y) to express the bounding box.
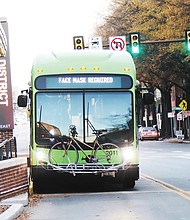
top-left (94, 0), bottom-right (190, 137)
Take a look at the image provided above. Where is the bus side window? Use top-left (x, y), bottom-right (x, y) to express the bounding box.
top-left (17, 95), bottom-right (27, 107)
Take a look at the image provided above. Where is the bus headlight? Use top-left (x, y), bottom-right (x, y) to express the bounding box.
top-left (36, 151), bottom-right (47, 164)
top-left (122, 147), bottom-right (135, 163)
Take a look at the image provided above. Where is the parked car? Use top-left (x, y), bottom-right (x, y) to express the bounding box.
top-left (139, 127), bottom-right (159, 141)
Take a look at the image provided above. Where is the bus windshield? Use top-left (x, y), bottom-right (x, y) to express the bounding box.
top-left (36, 91), bottom-right (133, 146)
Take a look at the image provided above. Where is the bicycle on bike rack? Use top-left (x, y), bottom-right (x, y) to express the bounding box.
top-left (48, 124), bottom-right (124, 175)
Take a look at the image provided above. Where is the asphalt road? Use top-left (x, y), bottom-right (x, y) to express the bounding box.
top-left (24, 140), bottom-right (190, 220)
top-left (140, 140), bottom-right (190, 190)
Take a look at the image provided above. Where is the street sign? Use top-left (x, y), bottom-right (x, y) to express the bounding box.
top-left (183, 111), bottom-right (190, 117)
top-left (88, 36), bottom-right (102, 50)
top-left (179, 99), bottom-right (187, 111)
top-left (109, 36), bottom-right (126, 51)
top-left (177, 113), bottom-right (183, 120)
top-left (173, 107), bottom-right (182, 111)
top-left (168, 112), bottom-right (174, 118)
top-left (0, 18), bottom-right (14, 130)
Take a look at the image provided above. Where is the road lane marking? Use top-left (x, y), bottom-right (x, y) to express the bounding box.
top-left (141, 173), bottom-right (190, 201)
top-left (176, 156), bottom-right (190, 160)
top-left (172, 151), bottom-right (183, 153)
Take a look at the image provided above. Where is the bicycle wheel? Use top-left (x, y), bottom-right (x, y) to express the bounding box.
top-left (94, 143), bottom-right (123, 164)
top-left (48, 142), bottom-right (78, 165)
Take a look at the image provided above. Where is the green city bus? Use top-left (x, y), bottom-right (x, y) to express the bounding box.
top-left (18, 50), bottom-right (152, 191)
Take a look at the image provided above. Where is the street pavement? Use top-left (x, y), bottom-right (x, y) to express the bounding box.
top-left (0, 119), bottom-right (189, 219)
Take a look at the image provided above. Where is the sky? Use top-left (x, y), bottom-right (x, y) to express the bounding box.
top-left (0, 0), bottom-right (111, 91)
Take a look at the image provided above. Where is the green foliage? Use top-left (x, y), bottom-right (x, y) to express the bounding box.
top-left (94, 0), bottom-right (190, 91)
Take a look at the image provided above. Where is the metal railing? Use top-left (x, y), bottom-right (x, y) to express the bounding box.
top-left (0, 137), bottom-right (17, 160)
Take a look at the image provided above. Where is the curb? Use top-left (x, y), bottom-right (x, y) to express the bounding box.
top-left (164, 138), bottom-right (190, 144)
top-left (0, 204), bottom-right (24, 220)
top-left (0, 193), bottom-right (28, 220)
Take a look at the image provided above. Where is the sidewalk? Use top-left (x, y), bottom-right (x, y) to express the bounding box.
top-left (0, 121), bottom-right (29, 219)
top-left (0, 193), bottom-right (28, 220)
top-left (164, 137), bottom-right (190, 144)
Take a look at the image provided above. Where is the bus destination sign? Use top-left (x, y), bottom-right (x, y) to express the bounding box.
top-left (35, 74), bottom-right (132, 90)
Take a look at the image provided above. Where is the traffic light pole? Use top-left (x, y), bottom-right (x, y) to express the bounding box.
top-left (141, 39), bottom-right (185, 45)
top-left (102, 39), bottom-right (186, 49)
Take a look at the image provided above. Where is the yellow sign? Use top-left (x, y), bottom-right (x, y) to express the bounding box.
top-left (179, 100), bottom-right (187, 111)
top-left (73, 36), bottom-right (84, 50)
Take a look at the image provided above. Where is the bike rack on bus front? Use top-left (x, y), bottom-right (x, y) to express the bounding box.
top-left (41, 161), bottom-right (131, 176)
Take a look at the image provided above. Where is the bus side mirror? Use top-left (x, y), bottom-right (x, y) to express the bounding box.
top-left (17, 95), bottom-right (27, 107)
top-left (143, 92), bottom-right (154, 105)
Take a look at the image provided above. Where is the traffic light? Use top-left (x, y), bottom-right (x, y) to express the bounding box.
top-left (73, 36), bottom-right (85, 50)
top-left (185, 30), bottom-right (190, 52)
top-left (129, 32), bottom-right (140, 55)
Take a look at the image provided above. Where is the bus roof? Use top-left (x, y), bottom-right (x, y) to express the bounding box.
top-left (32, 50), bottom-right (136, 75)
